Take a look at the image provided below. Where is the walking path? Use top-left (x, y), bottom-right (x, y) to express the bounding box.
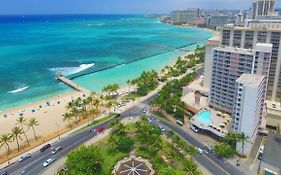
top-left (56, 75), bottom-right (90, 93)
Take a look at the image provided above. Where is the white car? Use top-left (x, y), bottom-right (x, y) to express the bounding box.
top-left (159, 126), bottom-right (165, 132)
top-left (196, 147), bottom-right (203, 155)
top-left (259, 145), bottom-right (264, 154)
top-left (43, 157), bottom-right (56, 167)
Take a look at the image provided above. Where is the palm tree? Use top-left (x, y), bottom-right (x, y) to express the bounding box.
top-left (0, 134), bottom-right (12, 163)
top-left (238, 133), bottom-right (250, 155)
top-left (17, 117), bottom-right (30, 146)
top-left (11, 126), bottom-right (24, 151)
top-left (71, 107), bottom-right (80, 124)
top-left (63, 112), bottom-right (74, 127)
top-left (27, 118), bottom-right (39, 141)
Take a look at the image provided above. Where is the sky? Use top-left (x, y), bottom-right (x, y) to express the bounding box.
top-left (0, 0), bottom-right (281, 15)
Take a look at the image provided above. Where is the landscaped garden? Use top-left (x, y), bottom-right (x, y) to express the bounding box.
top-left (63, 116), bottom-right (202, 175)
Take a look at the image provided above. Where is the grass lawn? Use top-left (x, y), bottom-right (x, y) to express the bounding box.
top-left (95, 140), bottom-right (129, 174)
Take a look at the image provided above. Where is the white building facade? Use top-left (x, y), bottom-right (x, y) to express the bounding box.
top-left (233, 74), bottom-right (266, 155)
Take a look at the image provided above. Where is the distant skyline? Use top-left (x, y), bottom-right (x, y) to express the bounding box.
top-left (0, 0), bottom-right (281, 15)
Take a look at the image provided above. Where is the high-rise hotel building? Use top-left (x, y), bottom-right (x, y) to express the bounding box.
top-left (209, 44), bottom-right (272, 113)
top-left (250, 0), bottom-right (276, 19)
top-left (234, 74), bottom-right (266, 155)
top-left (220, 25), bottom-right (281, 102)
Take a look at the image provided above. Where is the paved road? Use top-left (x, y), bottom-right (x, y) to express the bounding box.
top-left (148, 115), bottom-right (244, 175)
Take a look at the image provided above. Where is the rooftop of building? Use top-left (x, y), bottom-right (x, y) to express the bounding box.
top-left (215, 46), bottom-right (254, 55)
top-left (236, 74), bottom-right (265, 87)
top-left (262, 132), bottom-right (281, 169)
top-left (222, 24), bottom-right (281, 32)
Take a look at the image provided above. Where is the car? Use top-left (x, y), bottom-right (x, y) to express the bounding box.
top-left (52, 146), bottom-right (62, 155)
top-left (258, 152), bottom-right (263, 160)
top-left (43, 157), bottom-right (56, 167)
top-left (204, 146), bottom-right (213, 153)
top-left (259, 145), bottom-right (264, 154)
top-left (190, 125), bottom-right (199, 133)
top-left (19, 153), bottom-right (31, 162)
top-left (159, 126), bottom-right (165, 132)
top-left (143, 109), bottom-right (146, 113)
top-left (40, 144), bottom-right (51, 152)
top-left (114, 114), bottom-right (121, 118)
top-left (96, 127), bottom-right (106, 133)
top-left (196, 147), bottom-right (203, 155)
top-left (0, 172), bottom-right (8, 175)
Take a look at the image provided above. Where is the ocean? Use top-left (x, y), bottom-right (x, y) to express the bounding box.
top-left (0, 15), bottom-right (213, 110)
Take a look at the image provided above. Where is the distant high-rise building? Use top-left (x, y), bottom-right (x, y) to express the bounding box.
top-left (209, 44), bottom-right (272, 113)
top-left (170, 9), bottom-right (200, 24)
top-left (250, 0), bottom-right (276, 19)
top-left (233, 74), bottom-right (266, 155)
top-left (221, 25), bottom-right (281, 102)
top-left (209, 16), bottom-right (229, 27)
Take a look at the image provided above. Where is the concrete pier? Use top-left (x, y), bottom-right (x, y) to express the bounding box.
top-left (56, 75), bottom-right (90, 93)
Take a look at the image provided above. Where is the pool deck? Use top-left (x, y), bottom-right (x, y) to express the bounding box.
top-left (191, 109), bottom-right (231, 138)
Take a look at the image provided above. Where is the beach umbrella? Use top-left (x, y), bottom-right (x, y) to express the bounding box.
top-left (19, 113), bottom-right (23, 117)
top-left (39, 105), bottom-right (42, 109)
top-left (31, 109), bottom-right (35, 113)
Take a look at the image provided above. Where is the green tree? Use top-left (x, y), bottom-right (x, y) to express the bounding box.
top-left (17, 117), bottom-right (30, 146)
top-left (214, 142), bottom-right (235, 158)
top-left (109, 119), bottom-right (125, 135)
top-left (237, 132), bottom-right (250, 155)
top-left (27, 118), bottom-right (39, 141)
top-left (11, 126), bottom-right (24, 151)
top-left (65, 145), bottom-right (103, 175)
top-left (0, 134), bottom-right (12, 159)
top-left (63, 112), bottom-right (74, 127)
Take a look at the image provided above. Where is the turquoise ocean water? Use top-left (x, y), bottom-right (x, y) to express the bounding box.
top-left (0, 15), bottom-right (213, 110)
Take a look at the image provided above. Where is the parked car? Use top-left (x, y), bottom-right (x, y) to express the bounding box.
top-left (0, 172), bottom-right (8, 175)
top-left (40, 144), bottom-right (51, 152)
top-left (43, 157), bottom-right (56, 167)
top-left (190, 125), bottom-right (199, 133)
top-left (259, 145), bottom-right (264, 154)
top-left (52, 146), bottom-right (62, 155)
top-left (19, 153), bottom-right (31, 162)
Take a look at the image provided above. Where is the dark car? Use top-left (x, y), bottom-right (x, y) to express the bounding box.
top-left (40, 144), bottom-right (51, 152)
top-left (114, 114), bottom-right (121, 118)
top-left (0, 172), bottom-right (8, 175)
top-left (19, 153), bottom-right (31, 162)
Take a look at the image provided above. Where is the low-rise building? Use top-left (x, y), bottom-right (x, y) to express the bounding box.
top-left (260, 132), bottom-right (281, 175)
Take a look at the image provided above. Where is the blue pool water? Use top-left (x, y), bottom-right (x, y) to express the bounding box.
top-left (197, 111), bottom-right (212, 125)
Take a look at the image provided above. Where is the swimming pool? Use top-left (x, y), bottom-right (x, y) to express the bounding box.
top-left (197, 111), bottom-right (212, 125)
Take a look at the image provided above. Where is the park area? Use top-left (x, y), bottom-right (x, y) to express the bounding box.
top-left (62, 116), bottom-right (201, 175)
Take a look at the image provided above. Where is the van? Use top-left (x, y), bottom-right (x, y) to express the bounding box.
top-left (176, 120), bottom-right (184, 126)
